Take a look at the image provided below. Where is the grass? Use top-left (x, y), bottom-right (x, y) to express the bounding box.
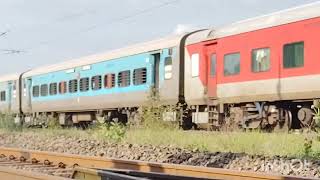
top-left (1, 106), bottom-right (319, 159)
top-left (0, 113), bottom-right (21, 131)
top-left (124, 128), bottom-right (320, 158)
top-left (0, 89), bottom-right (319, 159)
top-left (1, 125), bottom-right (318, 159)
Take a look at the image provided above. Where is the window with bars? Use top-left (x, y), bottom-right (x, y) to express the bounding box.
top-left (80, 78), bottom-right (89, 92)
top-left (224, 53), bottom-right (240, 76)
top-left (283, 42), bottom-right (304, 68)
top-left (133, 68), bottom-right (147, 85)
top-left (69, 79), bottom-right (78, 93)
top-left (92, 75), bottom-right (102, 90)
top-left (49, 83), bottom-right (57, 95)
top-left (59, 81), bottom-right (67, 94)
top-left (0, 91), bottom-right (5, 101)
top-left (104, 74), bottom-right (115, 88)
top-left (33, 86), bottom-right (40, 97)
top-left (252, 48), bottom-right (270, 72)
top-left (40, 84), bottom-right (48, 96)
top-left (118, 70), bottom-right (130, 87)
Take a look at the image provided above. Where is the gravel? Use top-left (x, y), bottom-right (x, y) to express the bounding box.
top-left (0, 132), bottom-right (319, 178)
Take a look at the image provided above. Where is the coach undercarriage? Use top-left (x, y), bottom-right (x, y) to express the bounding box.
top-left (19, 99), bottom-right (316, 132)
top-left (189, 100), bottom-right (316, 132)
top-left (21, 108), bottom-right (136, 129)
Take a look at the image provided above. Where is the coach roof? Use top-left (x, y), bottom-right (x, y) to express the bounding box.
top-left (0, 73), bottom-right (20, 83)
top-left (207, 2), bottom-right (320, 40)
top-left (185, 29), bottom-right (211, 46)
top-left (23, 34), bottom-right (185, 77)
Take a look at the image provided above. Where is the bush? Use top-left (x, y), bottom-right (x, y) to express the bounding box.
top-left (304, 137), bottom-right (313, 157)
top-left (0, 113), bottom-right (21, 131)
top-left (46, 117), bottom-right (61, 129)
top-left (313, 104), bottom-right (320, 131)
top-left (302, 102), bottom-right (320, 157)
top-left (139, 88), bottom-right (180, 130)
top-left (94, 122), bottom-right (126, 142)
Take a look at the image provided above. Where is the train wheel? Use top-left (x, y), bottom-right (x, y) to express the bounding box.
top-left (298, 107), bottom-right (313, 128)
top-left (274, 109), bottom-right (292, 132)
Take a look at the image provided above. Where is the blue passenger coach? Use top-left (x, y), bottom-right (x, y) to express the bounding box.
top-left (21, 35), bottom-right (184, 125)
top-left (0, 74), bottom-right (20, 116)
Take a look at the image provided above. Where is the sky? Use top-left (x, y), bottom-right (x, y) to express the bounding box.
top-left (0, 0), bottom-right (319, 75)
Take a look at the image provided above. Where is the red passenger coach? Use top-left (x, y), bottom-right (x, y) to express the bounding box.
top-left (184, 3), bottom-right (320, 131)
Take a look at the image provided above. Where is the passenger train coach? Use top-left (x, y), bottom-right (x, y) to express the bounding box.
top-left (0, 3), bottom-right (320, 131)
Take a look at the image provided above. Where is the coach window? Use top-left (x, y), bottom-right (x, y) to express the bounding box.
top-left (164, 57), bottom-right (172, 80)
top-left (252, 48), bottom-right (270, 72)
top-left (210, 54), bottom-right (216, 76)
top-left (224, 53), bottom-right (240, 76)
top-left (92, 75), bottom-right (102, 90)
top-left (118, 70), bottom-right (130, 87)
top-left (0, 91), bottom-right (6, 101)
top-left (49, 83), bottom-right (57, 95)
top-left (133, 68), bottom-right (147, 85)
top-left (191, 54), bottom-right (199, 77)
top-left (33, 86), bottom-right (40, 97)
top-left (59, 81), bottom-right (67, 94)
top-left (80, 78), bottom-right (89, 92)
top-left (69, 79), bottom-right (78, 93)
top-left (105, 74), bottom-right (115, 89)
top-left (283, 42), bottom-right (304, 68)
top-left (40, 84), bottom-right (48, 96)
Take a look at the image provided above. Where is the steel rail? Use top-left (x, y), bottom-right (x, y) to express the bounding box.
top-left (0, 166), bottom-right (71, 180)
top-left (0, 147), bottom-right (316, 180)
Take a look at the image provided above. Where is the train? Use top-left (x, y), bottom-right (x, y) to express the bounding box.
top-left (0, 3), bottom-right (320, 131)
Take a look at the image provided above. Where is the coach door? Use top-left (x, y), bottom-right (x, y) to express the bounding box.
top-left (26, 79), bottom-right (32, 110)
top-left (205, 42), bottom-right (218, 98)
top-left (150, 52), bottom-right (161, 91)
top-left (7, 81), bottom-right (12, 111)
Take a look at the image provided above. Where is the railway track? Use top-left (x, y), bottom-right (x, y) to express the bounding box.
top-left (0, 147), bottom-right (316, 180)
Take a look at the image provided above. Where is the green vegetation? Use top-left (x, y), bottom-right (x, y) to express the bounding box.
top-left (125, 129), bottom-right (320, 158)
top-left (46, 117), bottom-right (62, 129)
top-left (0, 113), bottom-right (21, 131)
top-left (1, 126), bottom-right (319, 158)
top-left (90, 88), bottom-right (180, 142)
top-left (313, 101), bottom-right (320, 130)
top-left (301, 101), bottom-right (320, 158)
top-left (1, 91), bottom-right (320, 159)
top-left (92, 122), bottom-right (126, 142)
top-left (304, 137), bottom-right (313, 157)
top-left (138, 88), bottom-right (180, 130)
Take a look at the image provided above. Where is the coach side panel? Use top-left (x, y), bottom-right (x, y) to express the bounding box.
top-left (21, 48), bottom-right (179, 113)
top-left (0, 80), bottom-right (20, 114)
top-left (214, 17), bottom-right (320, 103)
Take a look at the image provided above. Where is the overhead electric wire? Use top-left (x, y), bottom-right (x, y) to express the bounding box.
top-left (0, 31), bottom-right (23, 55)
top-left (0, 0), bottom-right (179, 55)
top-left (0, 49), bottom-right (24, 55)
top-left (84, 0), bottom-right (179, 32)
top-left (21, 0), bottom-right (179, 52)
top-left (0, 31), bottom-right (8, 37)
